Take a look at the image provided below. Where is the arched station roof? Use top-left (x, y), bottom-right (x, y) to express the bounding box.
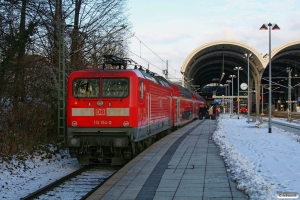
top-left (181, 40), bottom-right (300, 99)
top-left (268, 40), bottom-right (300, 92)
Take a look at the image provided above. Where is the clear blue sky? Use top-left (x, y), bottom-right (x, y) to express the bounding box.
top-left (127, 0), bottom-right (300, 79)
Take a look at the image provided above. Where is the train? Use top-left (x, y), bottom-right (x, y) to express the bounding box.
top-left (67, 55), bottom-right (206, 165)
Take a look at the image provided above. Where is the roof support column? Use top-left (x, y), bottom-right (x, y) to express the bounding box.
top-left (254, 72), bottom-right (264, 115)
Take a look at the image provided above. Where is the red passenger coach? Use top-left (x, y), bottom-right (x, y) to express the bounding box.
top-left (67, 56), bottom-right (173, 165)
top-left (169, 83), bottom-right (195, 128)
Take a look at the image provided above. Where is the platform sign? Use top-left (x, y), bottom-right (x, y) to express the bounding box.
top-left (213, 99), bottom-right (222, 104)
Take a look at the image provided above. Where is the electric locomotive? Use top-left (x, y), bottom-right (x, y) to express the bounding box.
top-left (67, 55), bottom-right (173, 165)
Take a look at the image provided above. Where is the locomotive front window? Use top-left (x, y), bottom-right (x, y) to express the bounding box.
top-left (102, 78), bottom-right (129, 98)
top-left (73, 78), bottom-right (100, 98)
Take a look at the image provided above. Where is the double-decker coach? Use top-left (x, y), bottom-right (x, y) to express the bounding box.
top-left (169, 83), bottom-right (194, 128)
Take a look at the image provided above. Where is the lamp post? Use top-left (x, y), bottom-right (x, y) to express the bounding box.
top-left (261, 84), bottom-right (264, 115)
top-left (260, 23), bottom-right (280, 133)
top-left (245, 53), bottom-right (252, 123)
top-left (226, 80), bottom-right (232, 114)
top-left (287, 67), bottom-right (292, 122)
top-left (234, 67), bottom-right (243, 119)
top-left (224, 83), bottom-right (228, 114)
top-left (229, 75), bottom-right (236, 115)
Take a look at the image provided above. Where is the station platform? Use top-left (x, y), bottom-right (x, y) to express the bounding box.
top-left (87, 119), bottom-right (248, 200)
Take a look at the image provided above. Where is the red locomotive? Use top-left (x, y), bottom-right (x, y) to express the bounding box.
top-left (67, 55), bottom-right (206, 165)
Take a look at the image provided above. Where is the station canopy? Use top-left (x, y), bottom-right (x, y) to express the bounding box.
top-left (180, 40), bottom-right (300, 101)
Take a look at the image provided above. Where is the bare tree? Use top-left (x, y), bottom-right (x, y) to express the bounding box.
top-left (66, 0), bottom-right (132, 72)
top-left (0, 0), bottom-right (132, 156)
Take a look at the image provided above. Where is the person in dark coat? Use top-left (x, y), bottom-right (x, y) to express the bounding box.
top-left (203, 106), bottom-right (208, 119)
top-left (199, 107), bottom-right (204, 119)
top-left (202, 106), bottom-right (207, 119)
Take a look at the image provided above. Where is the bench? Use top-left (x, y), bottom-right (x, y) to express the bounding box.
top-left (255, 116), bottom-right (268, 128)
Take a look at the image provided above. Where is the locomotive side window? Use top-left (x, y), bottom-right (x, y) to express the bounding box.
top-left (73, 78), bottom-right (100, 98)
top-left (102, 78), bottom-right (129, 98)
top-left (140, 80), bottom-right (144, 98)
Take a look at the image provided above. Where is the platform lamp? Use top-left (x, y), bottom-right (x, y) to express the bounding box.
top-left (229, 75), bottom-right (236, 115)
top-left (234, 67), bottom-right (243, 119)
top-left (226, 80), bottom-right (232, 114)
top-left (260, 23), bottom-right (280, 133)
top-left (224, 83), bottom-right (229, 114)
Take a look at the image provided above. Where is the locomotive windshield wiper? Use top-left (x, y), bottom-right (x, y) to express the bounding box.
top-left (120, 86), bottom-right (127, 101)
top-left (120, 90), bottom-right (125, 101)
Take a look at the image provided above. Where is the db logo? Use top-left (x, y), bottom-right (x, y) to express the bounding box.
top-left (95, 108), bottom-right (105, 116)
top-left (72, 121), bottom-right (77, 127)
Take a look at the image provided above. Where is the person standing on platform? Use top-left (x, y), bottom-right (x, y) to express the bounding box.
top-left (208, 106), bottom-right (213, 119)
top-left (202, 106), bottom-right (207, 120)
top-left (198, 107), bottom-right (204, 120)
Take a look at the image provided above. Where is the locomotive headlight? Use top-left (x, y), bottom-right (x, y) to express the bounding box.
top-left (114, 138), bottom-right (123, 147)
top-left (123, 121), bottom-right (129, 127)
top-left (97, 100), bottom-right (103, 106)
top-left (113, 138), bottom-right (127, 147)
top-left (69, 138), bottom-right (80, 147)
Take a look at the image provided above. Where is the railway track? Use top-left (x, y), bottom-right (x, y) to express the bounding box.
top-left (272, 120), bottom-right (300, 136)
top-left (273, 111), bottom-right (300, 119)
top-left (21, 165), bottom-right (119, 200)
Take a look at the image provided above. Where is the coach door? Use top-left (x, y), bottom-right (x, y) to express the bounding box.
top-left (147, 93), bottom-right (151, 132)
top-left (169, 97), bottom-right (172, 126)
top-left (176, 98), bottom-right (180, 124)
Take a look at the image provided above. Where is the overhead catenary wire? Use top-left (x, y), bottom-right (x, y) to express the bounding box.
top-left (129, 34), bottom-right (181, 79)
top-left (127, 49), bottom-right (177, 79)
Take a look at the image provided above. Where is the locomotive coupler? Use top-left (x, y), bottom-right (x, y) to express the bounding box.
top-left (96, 141), bottom-right (103, 158)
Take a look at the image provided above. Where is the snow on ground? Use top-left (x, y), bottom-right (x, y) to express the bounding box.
top-left (0, 147), bottom-right (82, 199)
top-left (1, 115), bottom-right (300, 199)
top-left (213, 114), bottom-right (300, 200)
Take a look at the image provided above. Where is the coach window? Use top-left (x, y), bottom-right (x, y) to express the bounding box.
top-left (140, 80), bottom-right (144, 98)
top-left (102, 78), bottom-right (129, 98)
top-left (73, 78), bottom-right (100, 98)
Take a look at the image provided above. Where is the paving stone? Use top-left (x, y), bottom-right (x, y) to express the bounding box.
top-left (203, 191), bottom-right (232, 198)
top-left (158, 179), bottom-right (180, 188)
top-left (204, 187), bottom-right (231, 193)
top-left (153, 191), bottom-right (175, 200)
top-left (203, 198), bottom-right (232, 200)
top-left (175, 187), bottom-right (204, 197)
top-left (204, 182), bottom-right (230, 188)
top-left (231, 191), bottom-right (248, 198)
